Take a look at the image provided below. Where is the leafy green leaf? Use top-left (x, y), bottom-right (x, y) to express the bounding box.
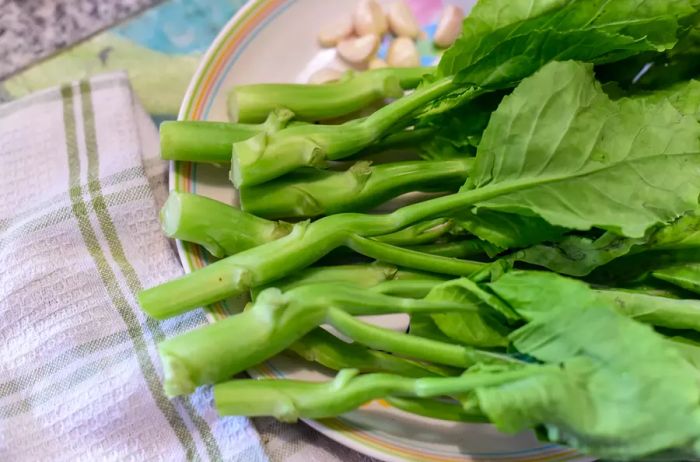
top-left (513, 232), bottom-right (646, 276)
top-left (634, 79), bottom-right (700, 120)
top-left (439, 0), bottom-right (697, 87)
top-left (488, 270), bottom-right (700, 332)
top-left (597, 288), bottom-right (700, 331)
top-left (667, 333), bottom-right (700, 370)
top-left (597, 13), bottom-right (700, 90)
top-left (590, 248), bottom-right (700, 286)
top-left (512, 212), bottom-right (700, 276)
top-left (455, 209), bottom-right (566, 252)
top-left (408, 315), bottom-right (453, 342)
top-left (426, 279), bottom-right (515, 348)
top-left (417, 92), bottom-right (505, 160)
top-left (654, 264), bottom-right (700, 294)
top-left (468, 60), bottom-right (700, 238)
top-left (477, 271), bottom-right (700, 459)
top-left (487, 271), bottom-right (596, 320)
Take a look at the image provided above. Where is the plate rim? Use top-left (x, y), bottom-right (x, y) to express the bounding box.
top-left (171, 1), bottom-right (585, 461)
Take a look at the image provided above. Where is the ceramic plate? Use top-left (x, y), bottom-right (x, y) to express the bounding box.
top-left (173, 1), bottom-right (593, 461)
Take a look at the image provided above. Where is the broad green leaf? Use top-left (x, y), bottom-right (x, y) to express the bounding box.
top-left (425, 279), bottom-right (516, 348)
top-left (468, 60), bottom-right (700, 238)
top-left (513, 232), bottom-right (646, 276)
top-left (418, 92), bottom-right (504, 160)
top-left (408, 315), bottom-right (453, 342)
top-left (439, 0), bottom-right (697, 87)
top-left (489, 270), bottom-right (700, 331)
top-left (487, 271), bottom-right (597, 320)
top-left (597, 13), bottom-right (700, 90)
top-left (597, 289), bottom-right (700, 332)
top-left (634, 79), bottom-right (700, 120)
top-left (455, 209), bottom-right (566, 252)
top-left (477, 271), bottom-right (700, 459)
top-left (667, 334), bottom-right (700, 370)
top-left (648, 211), bottom-right (700, 250)
top-left (513, 212), bottom-right (700, 276)
top-left (590, 248), bottom-right (700, 286)
top-left (654, 264), bottom-right (700, 294)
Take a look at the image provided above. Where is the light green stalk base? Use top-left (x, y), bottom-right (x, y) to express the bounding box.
top-left (160, 109), bottom-right (296, 163)
top-left (160, 191), bottom-right (291, 258)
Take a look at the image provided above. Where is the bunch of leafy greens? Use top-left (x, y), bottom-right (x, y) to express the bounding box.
top-left (138, 0), bottom-right (700, 460)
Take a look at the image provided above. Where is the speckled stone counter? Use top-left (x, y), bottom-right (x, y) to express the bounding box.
top-left (0, 0), bottom-right (161, 79)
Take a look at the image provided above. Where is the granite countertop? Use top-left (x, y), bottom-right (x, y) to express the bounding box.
top-left (0, 0), bottom-right (161, 79)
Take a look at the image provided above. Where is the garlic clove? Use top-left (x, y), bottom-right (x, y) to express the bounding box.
top-left (354, 0), bottom-right (388, 36)
top-left (368, 57), bottom-right (388, 69)
top-left (387, 37), bottom-right (420, 68)
top-left (308, 68), bottom-right (344, 84)
top-left (434, 5), bottom-right (464, 48)
top-left (318, 17), bottom-right (354, 47)
top-left (337, 34), bottom-right (380, 65)
top-left (387, 1), bottom-right (420, 39)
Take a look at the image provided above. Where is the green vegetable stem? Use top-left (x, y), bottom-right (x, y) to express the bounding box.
top-left (157, 282), bottom-right (511, 396)
top-left (160, 191), bottom-right (292, 258)
top-left (239, 158), bottom-right (474, 219)
top-left (160, 108), bottom-right (295, 163)
top-left (229, 66), bottom-right (433, 123)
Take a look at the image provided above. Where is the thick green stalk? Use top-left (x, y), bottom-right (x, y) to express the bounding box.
top-left (385, 396), bottom-right (489, 423)
top-left (160, 192), bottom-right (292, 258)
top-left (326, 308), bottom-right (517, 368)
top-left (251, 263), bottom-right (443, 300)
top-left (370, 279), bottom-right (447, 298)
top-left (160, 121), bottom-right (263, 163)
top-left (159, 196), bottom-right (463, 293)
top-left (407, 240), bottom-right (490, 258)
top-left (289, 328), bottom-right (456, 377)
top-left (229, 67), bottom-right (434, 123)
top-left (160, 121), bottom-right (432, 165)
top-left (239, 158), bottom-right (473, 218)
top-left (157, 282), bottom-right (478, 396)
top-left (160, 109), bottom-right (296, 163)
top-left (230, 77), bottom-right (462, 187)
top-left (346, 235), bottom-right (487, 277)
top-left (164, 191), bottom-right (452, 260)
top-left (374, 218), bottom-right (457, 246)
top-left (214, 367), bottom-right (537, 420)
top-left (138, 184), bottom-right (511, 319)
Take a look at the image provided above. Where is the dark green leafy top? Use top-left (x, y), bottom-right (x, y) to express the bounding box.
top-left (474, 271), bottom-right (700, 459)
top-left (467, 60), bottom-right (700, 238)
top-left (439, 0), bottom-right (696, 88)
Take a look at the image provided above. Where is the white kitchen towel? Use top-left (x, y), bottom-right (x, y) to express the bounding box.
top-left (0, 72), bottom-right (269, 461)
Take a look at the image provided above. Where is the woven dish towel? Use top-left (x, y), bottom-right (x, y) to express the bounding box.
top-left (0, 72), bottom-right (269, 461)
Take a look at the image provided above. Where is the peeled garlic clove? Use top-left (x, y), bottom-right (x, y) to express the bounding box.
top-left (308, 68), bottom-right (344, 84)
top-left (388, 1), bottom-right (420, 38)
top-left (318, 17), bottom-right (354, 47)
top-left (368, 57), bottom-right (388, 69)
top-left (434, 5), bottom-right (464, 48)
top-left (354, 0), bottom-right (388, 36)
top-left (337, 34), bottom-right (380, 65)
top-left (387, 37), bottom-right (420, 67)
